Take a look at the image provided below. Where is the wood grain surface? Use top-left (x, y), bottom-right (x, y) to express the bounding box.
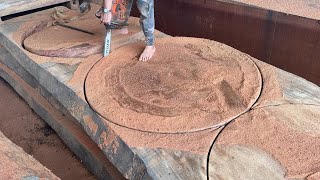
top-left (0, 0), bottom-right (70, 17)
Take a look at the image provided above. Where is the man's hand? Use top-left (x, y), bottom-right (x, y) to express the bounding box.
top-left (100, 12), bottom-right (112, 24)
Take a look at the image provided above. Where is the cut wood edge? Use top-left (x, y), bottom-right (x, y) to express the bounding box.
top-left (0, 51), bottom-right (125, 180)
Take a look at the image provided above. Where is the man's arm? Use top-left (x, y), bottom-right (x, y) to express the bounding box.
top-left (100, 0), bottom-right (113, 24)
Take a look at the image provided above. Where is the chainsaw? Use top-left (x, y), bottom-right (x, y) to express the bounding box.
top-left (95, 1), bottom-right (129, 57)
top-left (102, 23), bottom-right (128, 56)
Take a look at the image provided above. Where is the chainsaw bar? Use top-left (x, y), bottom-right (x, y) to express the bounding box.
top-left (104, 29), bottom-right (112, 57)
top-left (97, 0), bottom-right (130, 57)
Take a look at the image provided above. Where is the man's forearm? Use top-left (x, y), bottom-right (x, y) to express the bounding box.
top-left (103, 0), bottom-right (113, 10)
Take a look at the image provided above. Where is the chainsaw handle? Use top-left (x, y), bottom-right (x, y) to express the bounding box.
top-left (96, 9), bottom-right (128, 30)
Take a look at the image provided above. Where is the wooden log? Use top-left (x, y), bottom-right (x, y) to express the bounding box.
top-left (0, 0), bottom-right (71, 17)
top-left (21, 5), bottom-right (167, 58)
top-left (0, 51), bottom-right (125, 179)
top-left (0, 131), bottom-right (59, 179)
top-left (208, 62), bottom-right (320, 179)
top-left (1, 4), bottom-right (319, 179)
top-left (22, 15), bottom-right (143, 58)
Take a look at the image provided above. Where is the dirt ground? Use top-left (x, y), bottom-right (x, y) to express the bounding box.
top-left (0, 78), bottom-right (96, 180)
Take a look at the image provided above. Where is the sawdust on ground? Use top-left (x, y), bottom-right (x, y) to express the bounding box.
top-left (0, 78), bottom-right (96, 180)
top-left (212, 107), bottom-right (320, 178)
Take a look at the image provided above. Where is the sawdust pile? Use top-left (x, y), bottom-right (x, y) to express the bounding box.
top-left (210, 104), bottom-right (320, 179)
top-left (22, 5), bottom-right (141, 57)
top-left (85, 37), bottom-right (261, 133)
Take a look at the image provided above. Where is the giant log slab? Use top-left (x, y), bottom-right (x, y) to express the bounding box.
top-left (0, 4), bottom-right (319, 180)
top-left (22, 6), bottom-right (143, 58)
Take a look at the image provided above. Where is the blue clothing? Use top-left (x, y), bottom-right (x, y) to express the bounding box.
top-left (125, 0), bottom-right (155, 46)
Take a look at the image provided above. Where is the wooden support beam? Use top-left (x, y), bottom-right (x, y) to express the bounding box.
top-left (0, 0), bottom-right (70, 17)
